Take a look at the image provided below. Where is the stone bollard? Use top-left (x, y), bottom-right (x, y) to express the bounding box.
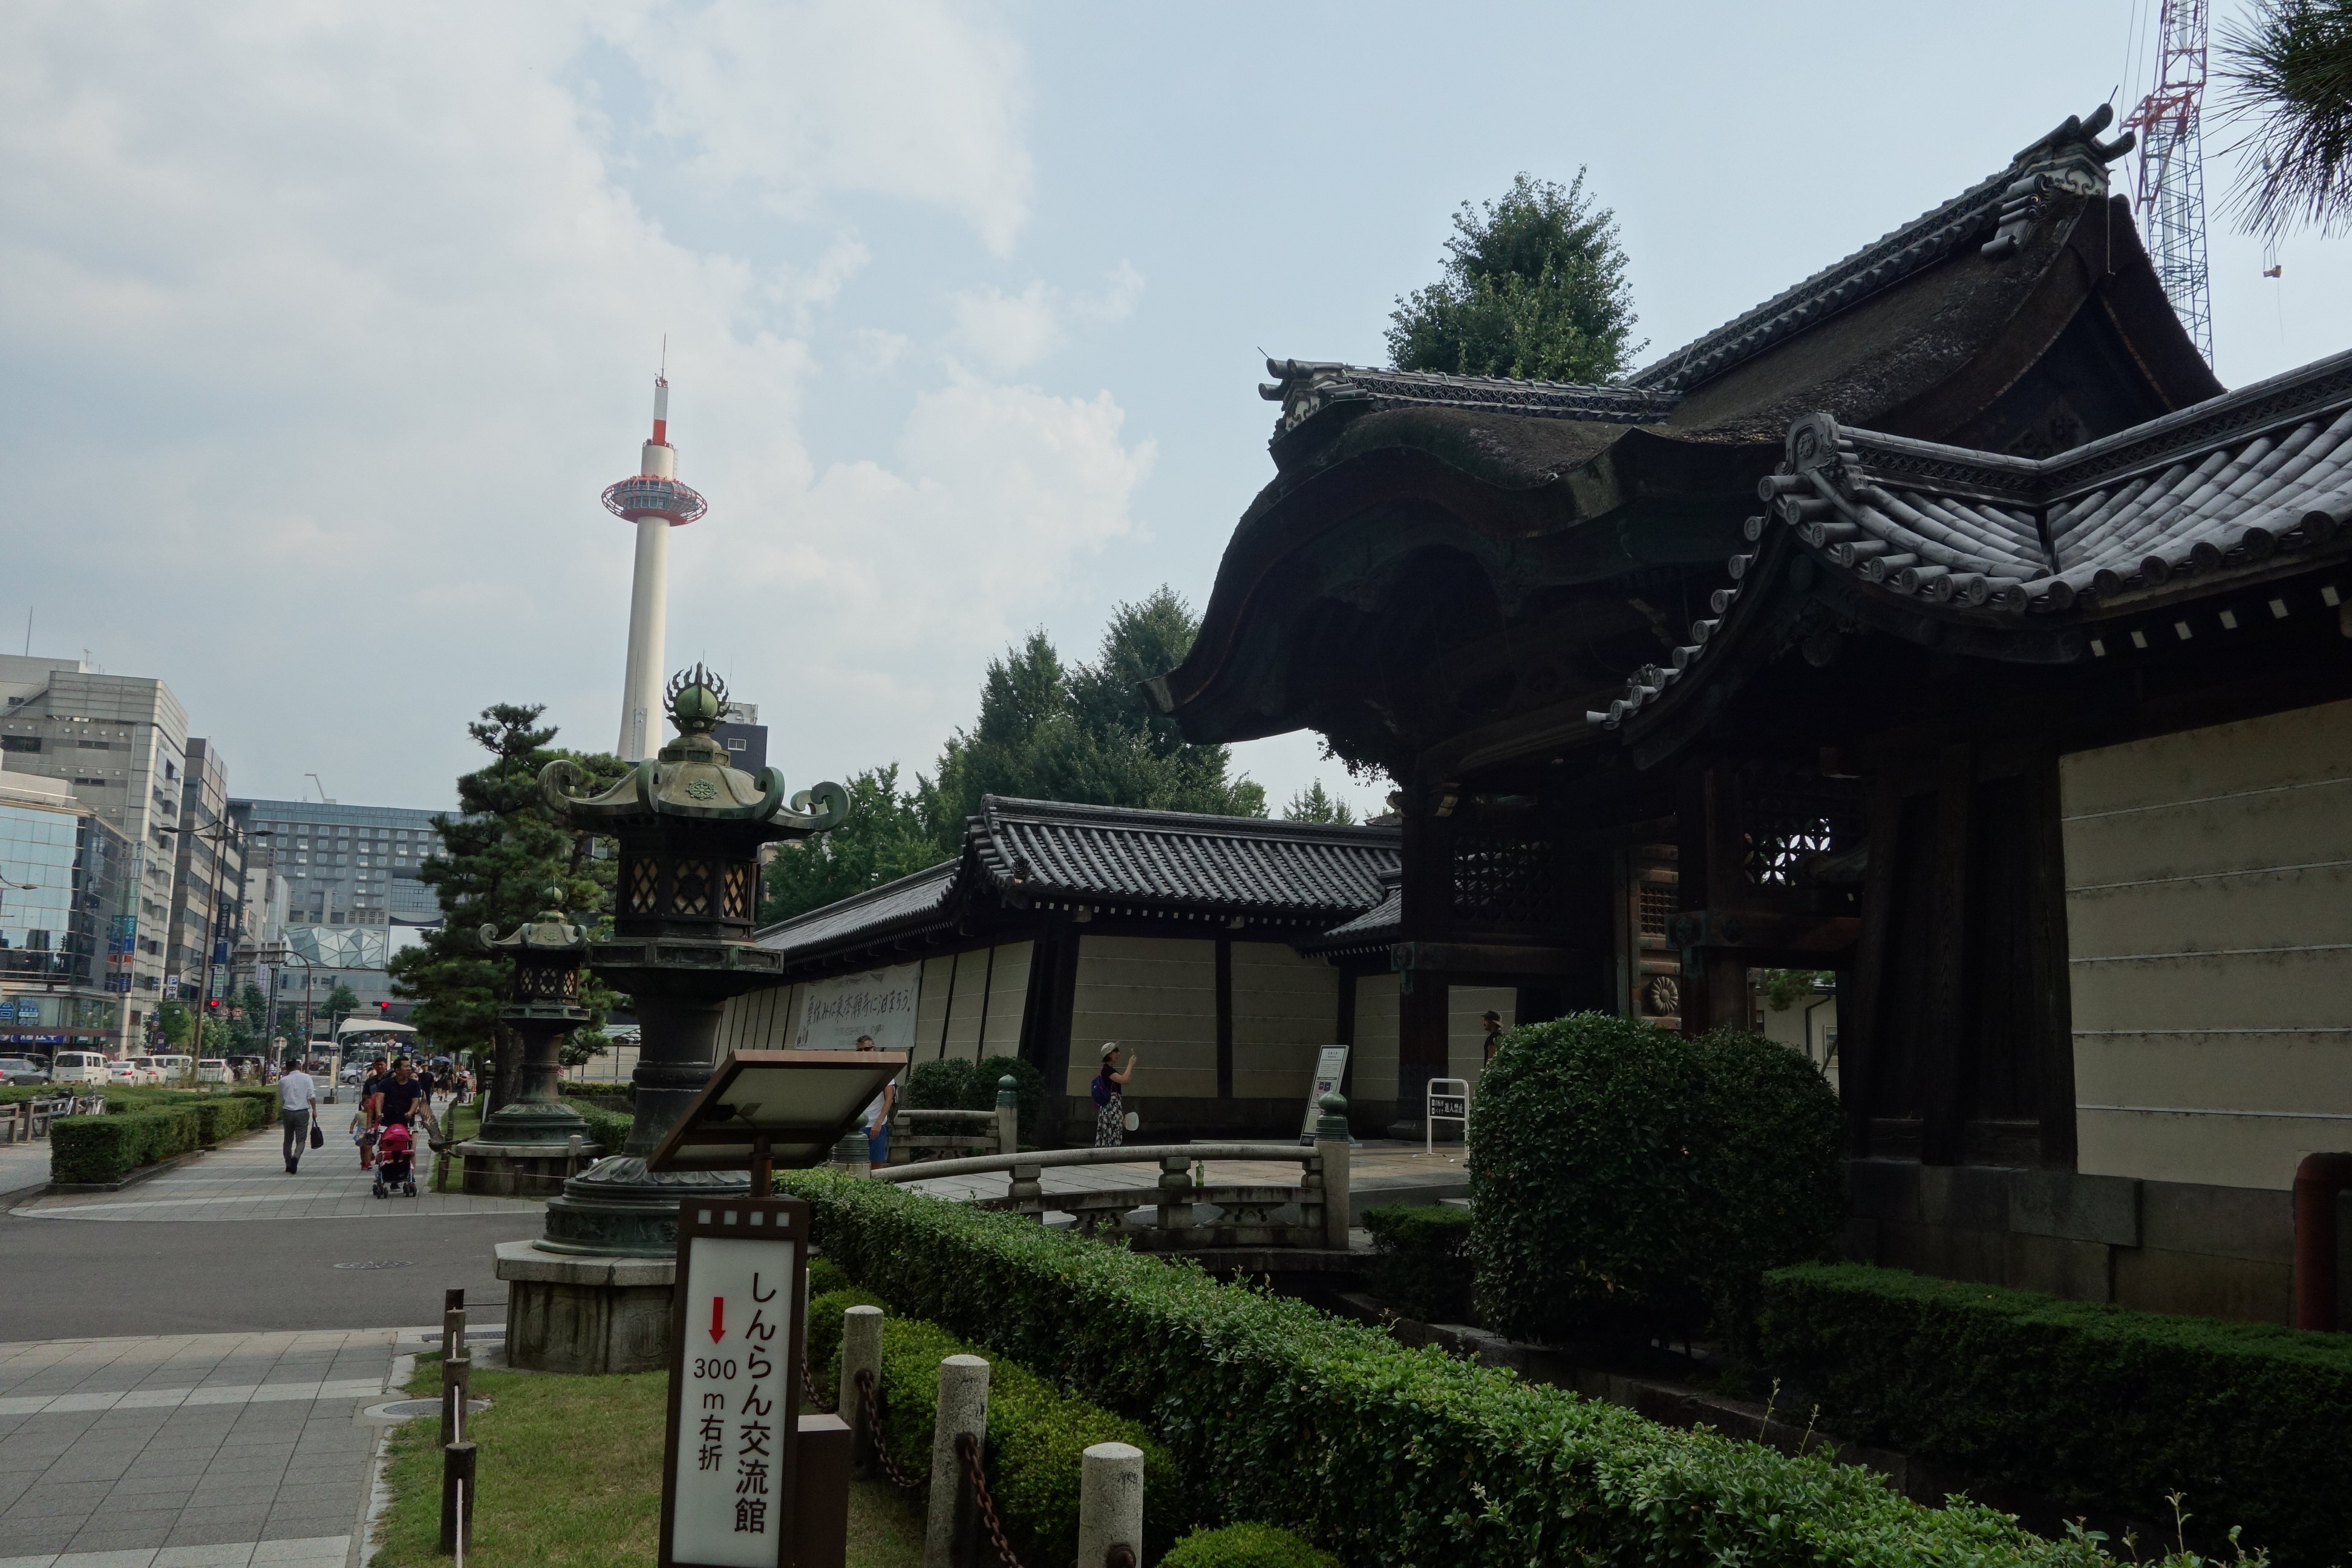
top-left (1077, 1440), bottom-right (1145, 1568)
top-left (440, 1354), bottom-right (472, 1446)
top-left (994, 1075), bottom-right (1020, 1157)
top-left (439, 1440), bottom-right (476, 1555)
top-left (1008, 1162), bottom-right (1044, 1218)
top-left (923, 1354), bottom-right (990, 1568)
top-left (832, 1129), bottom-right (871, 1175)
top-left (840, 1304), bottom-right (884, 1479)
top-left (1314, 1091), bottom-right (1352, 1251)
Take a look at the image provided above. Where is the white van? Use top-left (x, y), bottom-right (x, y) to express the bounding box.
top-left (149, 1054), bottom-right (194, 1083)
top-left (196, 1059), bottom-right (230, 1083)
top-left (51, 1051), bottom-right (109, 1085)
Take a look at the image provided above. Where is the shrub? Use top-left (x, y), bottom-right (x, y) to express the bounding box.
top-left (1361, 1204), bottom-right (1474, 1323)
top-left (975, 1054), bottom-right (1042, 1145)
top-left (1470, 1013), bottom-right (1840, 1345)
top-left (782, 1169), bottom-right (2220, 1568)
top-left (804, 1284), bottom-right (886, 1380)
top-left (810, 1292), bottom-right (1184, 1562)
top-left (575, 1105), bottom-right (633, 1157)
top-left (1762, 1262), bottom-right (2352, 1565)
top-left (1162, 1522), bottom-right (1341, 1568)
top-left (904, 1053), bottom-right (1041, 1144)
top-left (807, 1256), bottom-right (851, 1299)
top-left (906, 1057), bottom-right (979, 1111)
top-left (51, 1106), bottom-right (207, 1184)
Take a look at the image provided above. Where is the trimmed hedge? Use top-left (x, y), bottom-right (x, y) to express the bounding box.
top-left (50, 1089), bottom-right (279, 1184)
top-left (904, 1053), bottom-right (1043, 1145)
top-left (780, 1170), bottom-right (2235, 1568)
top-left (1472, 1014), bottom-right (1841, 1346)
top-left (803, 1282), bottom-right (1184, 1561)
top-left (1762, 1262), bottom-right (2352, 1565)
top-left (1162, 1523), bottom-right (1341, 1568)
top-left (1361, 1203), bottom-right (1473, 1323)
top-left (575, 1105), bottom-right (633, 1157)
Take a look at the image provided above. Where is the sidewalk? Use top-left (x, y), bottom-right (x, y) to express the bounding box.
top-left (0, 1328), bottom-right (397, 1566)
top-left (15, 1106), bottom-right (543, 1226)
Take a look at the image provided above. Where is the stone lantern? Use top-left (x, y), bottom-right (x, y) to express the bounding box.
top-left (495, 664), bottom-right (846, 1374)
top-left (457, 889), bottom-right (592, 1198)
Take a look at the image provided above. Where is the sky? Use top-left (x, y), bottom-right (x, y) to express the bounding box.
top-left (5, 1), bottom-right (2345, 820)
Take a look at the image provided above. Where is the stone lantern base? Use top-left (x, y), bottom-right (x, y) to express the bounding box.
top-left (494, 1242), bottom-right (676, 1374)
top-left (457, 1139), bottom-right (596, 1199)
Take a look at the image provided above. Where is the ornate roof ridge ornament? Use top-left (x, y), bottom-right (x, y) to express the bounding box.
top-left (479, 884), bottom-right (589, 956)
top-left (538, 664), bottom-right (848, 834)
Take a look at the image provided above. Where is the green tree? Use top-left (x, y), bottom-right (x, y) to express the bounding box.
top-left (756, 764), bottom-right (946, 927)
top-left (2220, 0), bottom-right (2352, 235)
top-left (155, 1000), bottom-right (193, 1049)
top-left (387, 703), bottom-right (628, 1112)
top-left (1282, 781), bottom-right (1356, 825)
top-left (323, 981), bottom-right (361, 1016)
top-left (1387, 171), bottom-right (1641, 384)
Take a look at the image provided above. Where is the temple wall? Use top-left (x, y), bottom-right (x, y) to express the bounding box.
top-left (713, 982), bottom-right (800, 1054)
top-left (2061, 696), bottom-right (2352, 1191)
top-left (1066, 934), bottom-right (1217, 1100)
top-left (1230, 941), bottom-right (1337, 1102)
top-left (1350, 973), bottom-right (1401, 1126)
top-left (915, 942), bottom-right (1033, 1062)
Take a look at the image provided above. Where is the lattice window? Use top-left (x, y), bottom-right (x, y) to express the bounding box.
top-left (1449, 828), bottom-right (1561, 926)
top-left (1743, 789), bottom-right (1860, 887)
top-left (672, 859), bottom-right (712, 917)
top-left (720, 863), bottom-right (753, 921)
top-left (626, 857), bottom-right (660, 914)
top-left (1638, 882), bottom-right (1674, 938)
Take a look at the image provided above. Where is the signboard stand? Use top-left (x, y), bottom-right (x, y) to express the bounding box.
top-left (1425, 1077), bottom-right (1469, 1157)
top-left (660, 1195), bottom-right (844, 1568)
top-left (1296, 1045), bottom-right (1351, 1146)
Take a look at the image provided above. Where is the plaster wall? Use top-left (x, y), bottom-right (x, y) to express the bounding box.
top-left (2060, 696), bottom-right (2352, 1190)
top-left (1067, 934), bottom-right (1216, 1099)
top-left (914, 958), bottom-right (954, 1056)
top-left (979, 941), bottom-right (1031, 1056)
top-left (1350, 973), bottom-right (1400, 1123)
top-left (713, 982), bottom-right (801, 1054)
top-left (906, 942), bottom-right (1033, 1061)
top-left (1229, 941), bottom-right (1338, 1101)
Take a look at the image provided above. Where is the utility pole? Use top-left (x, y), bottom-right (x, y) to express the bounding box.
top-left (2123, 0), bottom-right (2213, 360)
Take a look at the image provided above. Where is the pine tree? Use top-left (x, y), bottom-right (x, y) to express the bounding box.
top-left (2220, 0), bottom-right (2352, 236)
top-left (1387, 171), bottom-right (1640, 384)
top-left (1282, 781), bottom-right (1356, 825)
top-left (387, 704), bottom-right (629, 1110)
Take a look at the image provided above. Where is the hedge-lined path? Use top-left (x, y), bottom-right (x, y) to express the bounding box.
top-left (15, 1105), bottom-right (543, 1224)
top-left (0, 1327), bottom-right (396, 1566)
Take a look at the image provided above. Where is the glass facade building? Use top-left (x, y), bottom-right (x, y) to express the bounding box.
top-left (0, 794), bottom-right (132, 1049)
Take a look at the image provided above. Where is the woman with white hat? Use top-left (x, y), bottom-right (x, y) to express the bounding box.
top-left (1091, 1043), bottom-right (1138, 1148)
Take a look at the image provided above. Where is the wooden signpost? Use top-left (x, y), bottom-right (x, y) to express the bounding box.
top-left (652, 1050), bottom-right (905, 1568)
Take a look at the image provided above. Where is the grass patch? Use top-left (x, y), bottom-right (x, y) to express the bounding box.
top-left (371, 1355), bottom-right (924, 1568)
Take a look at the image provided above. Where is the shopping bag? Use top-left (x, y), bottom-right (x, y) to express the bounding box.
top-left (309, 1121), bottom-right (325, 1149)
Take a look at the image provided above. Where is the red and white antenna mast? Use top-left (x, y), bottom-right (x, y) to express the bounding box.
top-left (2122, 0), bottom-right (2213, 361)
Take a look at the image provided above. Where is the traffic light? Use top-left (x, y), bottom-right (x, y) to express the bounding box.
top-left (377, 1000), bottom-right (391, 1013)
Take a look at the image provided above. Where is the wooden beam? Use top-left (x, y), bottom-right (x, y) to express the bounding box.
top-left (1389, 941), bottom-right (1602, 976)
top-left (1920, 745), bottom-right (1973, 1166)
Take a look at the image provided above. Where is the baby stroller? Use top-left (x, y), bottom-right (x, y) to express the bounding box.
top-left (373, 1120), bottom-right (418, 1198)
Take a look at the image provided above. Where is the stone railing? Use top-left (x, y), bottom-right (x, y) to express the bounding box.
top-left (874, 1106), bottom-right (1353, 1253)
top-left (886, 1106), bottom-right (1010, 1166)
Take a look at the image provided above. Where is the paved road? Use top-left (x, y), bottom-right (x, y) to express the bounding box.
top-left (0, 1327), bottom-right (404, 1567)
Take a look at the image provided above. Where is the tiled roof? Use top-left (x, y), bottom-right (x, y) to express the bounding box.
top-left (753, 797), bottom-right (1400, 967)
top-left (1298, 883), bottom-right (1400, 954)
top-left (1257, 361), bottom-right (1677, 441)
top-left (970, 797), bottom-right (1398, 918)
top-left (1590, 345), bottom-right (2352, 730)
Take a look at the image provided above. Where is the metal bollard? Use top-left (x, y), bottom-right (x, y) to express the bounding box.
top-left (439, 1440), bottom-right (476, 1555)
top-left (840, 1305), bottom-right (884, 1479)
top-left (1077, 1441), bottom-right (1145, 1568)
top-left (440, 1355), bottom-right (472, 1446)
top-left (922, 1355), bottom-right (989, 1568)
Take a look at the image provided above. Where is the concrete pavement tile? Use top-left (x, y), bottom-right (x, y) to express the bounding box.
top-left (151, 1546), bottom-right (257, 1567)
top-left (14, 1478), bottom-right (116, 1508)
top-left (0, 1523), bottom-right (80, 1556)
top-left (247, 1541), bottom-right (348, 1566)
top-left (53, 1538), bottom-right (174, 1561)
top-left (66, 1512), bottom-right (185, 1547)
top-left (102, 1477), bottom-right (197, 1500)
top-left (0, 1553), bottom-right (64, 1568)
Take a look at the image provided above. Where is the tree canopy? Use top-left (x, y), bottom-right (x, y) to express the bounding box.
top-left (387, 703), bottom-right (628, 1097)
top-left (758, 587), bottom-right (1269, 927)
top-left (1387, 171), bottom-right (1641, 384)
top-left (2219, 0), bottom-right (2352, 237)
top-left (1282, 781), bottom-right (1356, 825)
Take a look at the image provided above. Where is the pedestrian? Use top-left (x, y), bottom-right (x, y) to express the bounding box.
top-left (277, 1060), bottom-right (318, 1175)
top-left (854, 1034), bottom-right (894, 1172)
top-left (1481, 1010), bottom-right (1505, 1064)
top-left (372, 1057), bottom-right (428, 1133)
top-left (1091, 1044), bottom-right (1138, 1148)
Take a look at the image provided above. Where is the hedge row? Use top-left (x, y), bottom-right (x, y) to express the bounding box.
top-left (51, 1090), bottom-right (277, 1184)
top-left (1761, 1262), bottom-right (2352, 1565)
top-left (574, 1105), bottom-right (633, 1157)
top-left (780, 1171), bottom-right (2223, 1568)
top-left (801, 1281), bottom-right (1186, 1561)
top-left (1361, 1203), bottom-right (1474, 1324)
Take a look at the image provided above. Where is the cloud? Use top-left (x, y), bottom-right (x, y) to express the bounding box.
top-left (0, 2), bottom-right (1145, 802)
top-left (947, 262), bottom-right (1146, 373)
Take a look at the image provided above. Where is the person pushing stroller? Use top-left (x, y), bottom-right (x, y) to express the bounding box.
top-left (367, 1057), bottom-right (430, 1200)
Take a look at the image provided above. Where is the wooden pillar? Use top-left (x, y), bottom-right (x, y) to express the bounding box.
top-left (1844, 772), bottom-right (1904, 1158)
top-left (1675, 766), bottom-right (1749, 1034)
top-left (1397, 970), bottom-right (1449, 1132)
top-left (1214, 934), bottom-right (1234, 1102)
top-left (1396, 790), bottom-right (1451, 1131)
top-left (1920, 746), bottom-right (1973, 1166)
top-left (2024, 754), bottom-right (2079, 1169)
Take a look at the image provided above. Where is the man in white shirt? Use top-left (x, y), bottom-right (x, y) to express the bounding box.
top-left (278, 1063), bottom-right (318, 1175)
top-left (855, 1034), bottom-right (895, 1172)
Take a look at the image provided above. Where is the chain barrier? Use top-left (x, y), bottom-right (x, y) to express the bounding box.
top-left (955, 1430), bottom-right (1025, 1568)
top-left (855, 1369), bottom-right (930, 1492)
top-left (800, 1356), bottom-right (835, 1414)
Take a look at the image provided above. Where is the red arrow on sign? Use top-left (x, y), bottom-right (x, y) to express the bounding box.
top-left (709, 1296), bottom-right (725, 1344)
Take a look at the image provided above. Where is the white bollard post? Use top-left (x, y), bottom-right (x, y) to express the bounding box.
top-left (1077, 1440), bottom-right (1145, 1568)
top-left (841, 1304), bottom-right (884, 1479)
top-left (923, 1354), bottom-right (990, 1568)
top-left (994, 1074), bottom-right (1020, 1156)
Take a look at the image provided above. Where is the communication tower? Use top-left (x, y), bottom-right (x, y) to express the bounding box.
top-left (606, 374), bottom-right (708, 762)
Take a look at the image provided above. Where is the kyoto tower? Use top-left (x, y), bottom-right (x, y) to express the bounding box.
top-left (604, 372), bottom-right (707, 760)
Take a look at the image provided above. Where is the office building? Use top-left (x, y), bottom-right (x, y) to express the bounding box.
top-left (166, 737), bottom-right (243, 1014)
top-left (713, 699), bottom-right (767, 773)
top-left (0, 764), bottom-right (132, 1054)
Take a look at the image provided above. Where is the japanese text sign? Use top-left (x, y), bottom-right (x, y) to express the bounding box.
top-left (661, 1198), bottom-right (811, 1568)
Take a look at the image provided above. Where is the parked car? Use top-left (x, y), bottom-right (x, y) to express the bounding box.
top-left (0, 1056), bottom-right (50, 1086)
top-left (195, 1059), bottom-right (230, 1083)
top-left (51, 1051), bottom-right (110, 1085)
top-left (150, 1053), bottom-right (194, 1083)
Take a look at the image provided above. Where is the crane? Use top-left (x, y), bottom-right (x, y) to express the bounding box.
top-left (2123, 0), bottom-right (2214, 361)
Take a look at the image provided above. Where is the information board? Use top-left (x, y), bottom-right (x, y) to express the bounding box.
top-left (1295, 1044), bottom-right (1350, 1143)
top-left (662, 1198), bottom-right (811, 1568)
top-left (790, 964), bottom-right (921, 1054)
